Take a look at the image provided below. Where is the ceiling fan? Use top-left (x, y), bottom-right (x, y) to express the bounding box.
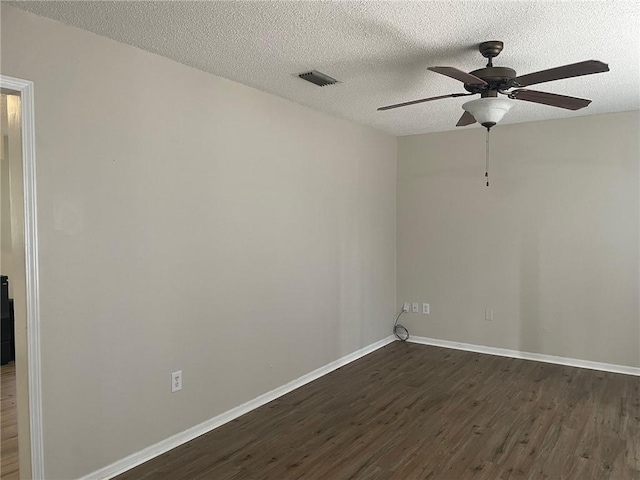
top-left (378, 41), bottom-right (609, 129)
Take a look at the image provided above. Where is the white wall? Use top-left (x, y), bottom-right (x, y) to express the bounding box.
top-left (1, 6), bottom-right (397, 479)
top-left (398, 111), bottom-right (640, 368)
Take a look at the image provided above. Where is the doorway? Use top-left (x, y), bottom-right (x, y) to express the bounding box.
top-left (0, 76), bottom-right (43, 480)
top-left (1, 89), bottom-right (25, 480)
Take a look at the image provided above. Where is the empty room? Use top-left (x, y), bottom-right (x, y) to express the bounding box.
top-left (0, 1), bottom-right (638, 479)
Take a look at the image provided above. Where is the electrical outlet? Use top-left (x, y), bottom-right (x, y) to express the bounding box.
top-left (171, 370), bottom-right (182, 393)
top-left (422, 303), bottom-right (430, 315)
top-left (412, 302), bottom-right (419, 313)
top-left (485, 309), bottom-right (493, 321)
top-left (403, 302), bottom-right (410, 312)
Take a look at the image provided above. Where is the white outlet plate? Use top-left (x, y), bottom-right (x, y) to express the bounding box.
top-left (412, 302), bottom-right (419, 313)
top-left (403, 302), bottom-right (410, 312)
top-left (423, 303), bottom-right (430, 315)
top-left (171, 370), bottom-right (182, 392)
top-left (485, 309), bottom-right (493, 321)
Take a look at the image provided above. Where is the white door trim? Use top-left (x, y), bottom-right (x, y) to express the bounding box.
top-left (1, 74), bottom-right (44, 479)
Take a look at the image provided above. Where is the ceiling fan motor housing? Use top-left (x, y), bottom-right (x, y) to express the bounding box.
top-left (464, 67), bottom-right (517, 94)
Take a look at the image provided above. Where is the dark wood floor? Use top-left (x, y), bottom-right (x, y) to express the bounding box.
top-left (117, 342), bottom-right (640, 480)
top-left (1, 362), bottom-right (19, 480)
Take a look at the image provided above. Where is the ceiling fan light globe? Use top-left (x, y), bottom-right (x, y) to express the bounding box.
top-left (462, 98), bottom-right (516, 127)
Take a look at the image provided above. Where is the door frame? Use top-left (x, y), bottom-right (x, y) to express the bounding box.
top-left (1, 74), bottom-right (44, 479)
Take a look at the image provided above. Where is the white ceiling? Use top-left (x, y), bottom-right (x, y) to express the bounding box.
top-left (10, 1), bottom-right (640, 136)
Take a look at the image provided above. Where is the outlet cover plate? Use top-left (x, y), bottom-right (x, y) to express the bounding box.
top-left (172, 370), bottom-right (182, 392)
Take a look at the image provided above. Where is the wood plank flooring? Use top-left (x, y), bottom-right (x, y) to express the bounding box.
top-left (116, 342), bottom-right (640, 480)
top-left (1, 362), bottom-right (19, 480)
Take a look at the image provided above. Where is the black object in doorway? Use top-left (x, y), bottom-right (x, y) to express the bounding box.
top-left (1, 275), bottom-right (15, 364)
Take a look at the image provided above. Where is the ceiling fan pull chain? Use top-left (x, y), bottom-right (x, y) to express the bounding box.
top-left (485, 128), bottom-right (490, 187)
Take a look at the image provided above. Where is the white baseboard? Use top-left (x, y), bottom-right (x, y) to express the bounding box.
top-left (79, 335), bottom-right (396, 480)
top-left (407, 335), bottom-right (640, 377)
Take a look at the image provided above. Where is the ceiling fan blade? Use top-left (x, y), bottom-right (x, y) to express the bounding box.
top-left (377, 93), bottom-right (473, 111)
top-left (456, 111), bottom-right (476, 126)
top-left (428, 67), bottom-right (488, 86)
top-left (515, 60), bottom-right (609, 87)
top-left (509, 89), bottom-right (592, 110)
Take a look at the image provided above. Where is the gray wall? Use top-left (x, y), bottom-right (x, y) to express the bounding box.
top-left (398, 111), bottom-right (640, 368)
top-left (1, 6), bottom-right (397, 479)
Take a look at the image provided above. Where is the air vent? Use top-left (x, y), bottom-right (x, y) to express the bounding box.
top-left (298, 70), bottom-right (339, 87)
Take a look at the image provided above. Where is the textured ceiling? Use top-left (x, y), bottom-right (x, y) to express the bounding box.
top-left (9, 1), bottom-right (640, 136)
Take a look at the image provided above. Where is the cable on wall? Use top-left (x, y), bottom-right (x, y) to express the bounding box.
top-left (393, 310), bottom-right (409, 341)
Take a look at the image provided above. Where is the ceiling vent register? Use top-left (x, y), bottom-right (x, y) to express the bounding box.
top-left (298, 70), bottom-right (339, 87)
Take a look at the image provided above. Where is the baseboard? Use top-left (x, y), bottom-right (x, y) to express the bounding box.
top-left (79, 335), bottom-right (396, 480)
top-left (408, 335), bottom-right (640, 377)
